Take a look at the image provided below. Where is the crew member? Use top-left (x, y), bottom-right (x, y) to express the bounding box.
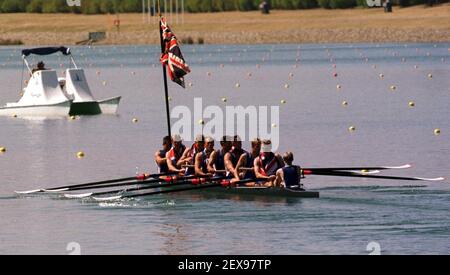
top-left (254, 139), bottom-right (285, 187)
top-left (180, 134), bottom-right (205, 176)
top-left (208, 135), bottom-right (232, 176)
top-left (154, 136), bottom-right (171, 174)
top-left (235, 138), bottom-right (261, 180)
top-left (275, 152), bottom-right (304, 190)
top-left (224, 135), bottom-right (247, 181)
top-left (165, 134), bottom-right (187, 175)
top-left (194, 136), bottom-right (215, 176)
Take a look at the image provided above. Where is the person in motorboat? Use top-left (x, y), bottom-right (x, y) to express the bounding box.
top-left (165, 134), bottom-right (187, 175)
top-left (224, 135), bottom-right (248, 183)
top-left (154, 136), bottom-right (171, 176)
top-left (254, 139), bottom-right (285, 187)
top-left (194, 136), bottom-right (215, 177)
top-left (32, 61), bottom-right (47, 74)
top-left (207, 135), bottom-right (232, 176)
top-left (275, 152), bottom-right (305, 190)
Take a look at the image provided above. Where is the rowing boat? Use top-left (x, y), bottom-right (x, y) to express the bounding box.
top-left (191, 186), bottom-right (319, 198)
top-left (160, 184), bottom-right (319, 199)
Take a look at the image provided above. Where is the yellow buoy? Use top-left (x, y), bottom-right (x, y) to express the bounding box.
top-left (0, 147), bottom-right (6, 153)
top-left (12, 114), bottom-right (17, 118)
top-left (336, 84), bottom-right (342, 90)
top-left (102, 81), bottom-right (107, 86)
top-left (168, 96), bottom-right (172, 101)
top-left (281, 99), bottom-right (287, 104)
top-left (221, 97), bottom-right (227, 103)
top-left (198, 119), bottom-right (205, 125)
top-left (289, 73), bottom-right (294, 78)
top-left (408, 101), bottom-right (415, 107)
top-left (69, 116), bottom-right (76, 120)
top-left (77, 151), bottom-right (85, 158)
top-left (434, 129), bottom-right (441, 135)
top-left (235, 83), bottom-right (240, 88)
top-left (390, 85), bottom-right (397, 91)
top-left (379, 73), bottom-right (384, 79)
top-left (271, 123), bottom-right (277, 128)
top-left (132, 118), bottom-right (138, 123)
top-left (284, 84), bottom-right (290, 89)
top-left (342, 101), bottom-right (348, 106)
top-left (428, 73), bottom-right (433, 79)
top-left (348, 126), bottom-right (356, 132)
top-left (188, 82), bottom-right (193, 87)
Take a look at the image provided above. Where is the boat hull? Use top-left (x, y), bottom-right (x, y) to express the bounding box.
top-left (69, 101), bottom-right (102, 115)
top-left (196, 186), bottom-right (320, 198)
top-left (98, 96), bottom-right (121, 114)
top-left (69, 96), bottom-right (121, 115)
top-left (0, 101), bottom-right (72, 117)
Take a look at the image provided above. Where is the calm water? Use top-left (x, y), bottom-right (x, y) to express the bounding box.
top-left (0, 43), bottom-right (449, 255)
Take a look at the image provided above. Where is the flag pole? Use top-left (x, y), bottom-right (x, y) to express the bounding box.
top-left (158, 0), bottom-right (172, 137)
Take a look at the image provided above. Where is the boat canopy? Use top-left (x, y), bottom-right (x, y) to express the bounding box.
top-left (22, 47), bottom-right (71, 57)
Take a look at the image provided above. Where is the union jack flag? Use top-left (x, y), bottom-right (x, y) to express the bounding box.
top-left (160, 17), bottom-right (191, 88)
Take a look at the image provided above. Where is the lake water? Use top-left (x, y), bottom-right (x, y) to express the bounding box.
top-left (0, 43), bottom-right (449, 254)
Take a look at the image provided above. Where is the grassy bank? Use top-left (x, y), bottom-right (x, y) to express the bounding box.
top-left (0, 4), bottom-right (449, 45)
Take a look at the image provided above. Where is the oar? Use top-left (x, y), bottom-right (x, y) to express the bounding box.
top-left (14, 171), bottom-right (177, 194)
top-left (55, 174), bottom-right (215, 194)
top-left (93, 178), bottom-right (268, 202)
top-left (304, 164), bottom-right (411, 172)
top-left (64, 175), bottom-right (229, 199)
top-left (303, 170), bottom-right (445, 181)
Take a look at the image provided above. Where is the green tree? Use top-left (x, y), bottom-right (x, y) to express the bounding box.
top-left (329, 0), bottom-right (356, 8)
top-left (26, 0), bottom-right (43, 13)
top-left (1, 0), bottom-right (30, 12)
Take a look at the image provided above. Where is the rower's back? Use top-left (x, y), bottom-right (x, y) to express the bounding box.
top-left (282, 165), bottom-right (302, 189)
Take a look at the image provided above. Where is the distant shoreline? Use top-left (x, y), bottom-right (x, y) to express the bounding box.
top-left (1, 5), bottom-right (449, 45)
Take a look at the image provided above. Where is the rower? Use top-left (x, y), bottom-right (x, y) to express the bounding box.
top-left (254, 139), bottom-right (285, 187)
top-left (235, 138), bottom-right (261, 180)
top-left (154, 136), bottom-right (171, 174)
top-left (194, 136), bottom-right (215, 176)
top-left (224, 135), bottom-right (247, 181)
top-left (275, 152), bottom-right (304, 190)
top-left (165, 134), bottom-right (187, 175)
top-left (180, 134), bottom-right (205, 176)
top-left (208, 135), bottom-right (232, 176)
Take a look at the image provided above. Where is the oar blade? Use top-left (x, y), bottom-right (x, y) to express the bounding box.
top-left (414, 177), bottom-right (445, 182)
top-left (93, 195), bottom-right (123, 202)
top-left (43, 188), bottom-right (69, 193)
top-left (64, 193), bottom-right (93, 199)
top-left (14, 189), bottom-right (43, 195)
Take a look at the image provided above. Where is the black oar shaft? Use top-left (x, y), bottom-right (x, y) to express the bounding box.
top-left (309, 171), bottom-right (422, 181)
top-left (122, 178), bottom-right (267, 199)
top-left (47, 172), bottom-right (176, 191)
top-left (92, 176), bottom-right (223, 196)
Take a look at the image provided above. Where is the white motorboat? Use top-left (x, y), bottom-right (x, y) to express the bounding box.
top-left (0, 46), bottom-right (121, 117)
top-left (0, 47), bottom-right (73, 117)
